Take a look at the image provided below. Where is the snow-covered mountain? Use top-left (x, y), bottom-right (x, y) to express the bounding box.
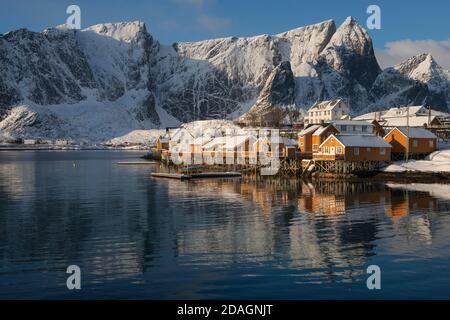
top-left (370, 53), bottom-right (450, 112)
top-left (0, 17), bottom-right (449, 142)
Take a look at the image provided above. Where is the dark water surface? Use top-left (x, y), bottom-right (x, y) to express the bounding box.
top-left (0, 150), bottom-right (450, 299)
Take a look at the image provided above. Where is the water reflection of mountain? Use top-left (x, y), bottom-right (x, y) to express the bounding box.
top-left (1, 151), bottom-right (450, 294)
top-left (166, 178), bottom-right (449, 283)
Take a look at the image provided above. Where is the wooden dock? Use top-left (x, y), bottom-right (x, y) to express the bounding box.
top-left (151, 173), bottom-right (191, 180)
top-left (151, 172), bottom-right (242, 180)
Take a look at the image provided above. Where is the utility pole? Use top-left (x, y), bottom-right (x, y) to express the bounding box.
top-left (428, 105), bottom-right (432, 127)
top-left (406, 106), bottom-right (410, 162)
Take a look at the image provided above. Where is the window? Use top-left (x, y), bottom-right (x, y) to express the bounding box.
top-left (337, 147), bottom-right (343, 154)
top-left (312, 144), bottom-right (319, 152)
top-left (324, 146), bottom-right (329, 154)
top-left (380, 148), bottom-right (386, 155)
top-left (413, 139), bottom-right (418, 148)
top-left (367, 148), bottom-right (371, 153)
top-left (354, 148), bottom-right (360, 155)
top-left (362, 126), bottom-right (367, 133)
top-left (429, 140), bottom-right (434, 148)
top-left (353, 125), bottom-right (357, 132)
top-left (341, 125), bottom-right (347, 132)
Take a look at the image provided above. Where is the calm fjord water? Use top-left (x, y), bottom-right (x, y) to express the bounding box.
top-left (0, 150), bottom-right (450, 299)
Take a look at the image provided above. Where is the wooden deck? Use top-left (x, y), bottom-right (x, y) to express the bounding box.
top-left (151, 172), bottom-right (242, 180)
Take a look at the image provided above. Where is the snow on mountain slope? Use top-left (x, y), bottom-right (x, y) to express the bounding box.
top-left (1, 17), bottom-right (449, 143)
top-left (370, 54), bottom-right (450, 112)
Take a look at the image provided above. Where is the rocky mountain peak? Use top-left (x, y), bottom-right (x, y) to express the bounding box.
top-left (395, 53), bottom-right (445, 82)
top-left (239, 61), bottom-right (295, 125)
top-left (82, 21), bottom-right (148, 43)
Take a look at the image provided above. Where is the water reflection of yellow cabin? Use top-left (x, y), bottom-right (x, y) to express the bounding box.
top-left (385, 192), bottom-right (438, 221)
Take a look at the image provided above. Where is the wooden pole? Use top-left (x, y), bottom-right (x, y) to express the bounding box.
top-left (406, 106), bottom-right (410, 162)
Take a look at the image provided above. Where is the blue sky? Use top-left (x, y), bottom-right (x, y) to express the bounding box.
top-left (1, 0), bottom-right (449, 68)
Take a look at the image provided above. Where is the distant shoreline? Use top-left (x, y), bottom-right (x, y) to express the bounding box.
top-left (0, 145), bottom-right (149, 151)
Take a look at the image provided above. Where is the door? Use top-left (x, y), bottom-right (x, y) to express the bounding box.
top-left (330, 147), bottom-right (335, 155)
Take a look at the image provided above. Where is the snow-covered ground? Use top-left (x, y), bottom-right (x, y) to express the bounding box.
top-left (383, 143), bottom-right (450, 173)
top-left (105, 129), bottom-right (165, 146)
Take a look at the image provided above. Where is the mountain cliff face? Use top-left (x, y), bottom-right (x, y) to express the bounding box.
top-left (0, 17), bottom-right (449, 142)
top-left (370, 54), bottom-right (450, 112)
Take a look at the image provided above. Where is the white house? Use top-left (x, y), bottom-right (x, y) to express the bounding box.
top-left (304, 99), bottom-right (350, 125)
top-left (330, 120), bottom-right (376, 135)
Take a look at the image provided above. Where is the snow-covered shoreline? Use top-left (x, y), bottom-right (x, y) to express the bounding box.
top-left (383, 143), bottom-right (450, 173)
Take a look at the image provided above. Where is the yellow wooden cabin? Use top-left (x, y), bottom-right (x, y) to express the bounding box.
top-left (313, 134), bottom-right (392, 162)
top-left (384, 127), bottom-right (438, 156)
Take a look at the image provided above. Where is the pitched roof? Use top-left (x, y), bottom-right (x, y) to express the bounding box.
top-left (191, 136), bottom-right (213, 145)
top-left (313, 124), bottom-right (337, 136)
top-left (224, 135), bottom-right (257, 150)
top-left (331, 120), bottom-right (375, 127)
top-left (308, 99), bottom-right (347, 112)
top-left (382, 116), bottom-right (438, 127)
top-left (384, 106), bottom-right (426, 118)
top-left (203, 137), bottom-right (228, 150)
top-left (299, 124), bottom-right (321, 136)
top-left (393, 127), bottom-right (437, 139)
top-left (334, 134), bottom-right (392, 148)
top-left (271, 136), bottom-right (298, 146)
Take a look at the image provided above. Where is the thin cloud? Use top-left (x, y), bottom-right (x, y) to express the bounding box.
top-left (376, 38), bottom-right (450, 70)
top-left (197, 14), bottom-right (231, 32)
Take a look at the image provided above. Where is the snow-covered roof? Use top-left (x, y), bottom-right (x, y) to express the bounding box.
top-left (331, 120), bottom-right (375, 127)
top-left (271, 136), bottom-right (298, 146)
top-left (308, 99), bottom-right (347, 112)
top-left (354, 108), bottom-right (449, 122)
top-left (382, 116), bottom-right (438, 128)
top-left (384, 106), bottom-right (426, 118)
top-left (392, 127), bottom-right (437, 139)
top-left (170, 127), bottom-right (194, 141)
top-left (334, 134), bottom-right (392, 148)
top-left (313, 124), bottom-right (336, 136)
top-left (224, 135), bottom-right (257, 150)
top-left (191, 136), bottom-right (213, 145)
top-left (299, 125), bottom-right (321, 136)
top-left (353, 112), bottom-right (386, 121)
top-left (203, 137), bottom-right (228, 150)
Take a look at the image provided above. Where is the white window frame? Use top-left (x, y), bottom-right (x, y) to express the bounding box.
top-left (324, 146), bottom-right (329, 154)
top-left (413, 139), bottom-right (418, 148)
top-left (337, 147), bottom-right (343, 154)
top-left (354, 148), bottom-right (360, 155)
top-left (380, 148), bottom-right (386, 155)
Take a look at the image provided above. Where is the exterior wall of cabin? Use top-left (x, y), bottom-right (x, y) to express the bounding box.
top-left (344, 146), bottom-right (391, 162)
top-left (384, 128), bottom-right (437, 154)
top-left (311, 126), bottom-right (340, 152)
top-left (313, 136), bottom-right (391, 161)
top-left (312, 136), bottom-right (345, 161)
top-left (298, 133), bottom-right (313, 154)
top-left (156, 139), bottom-right (169, 150)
